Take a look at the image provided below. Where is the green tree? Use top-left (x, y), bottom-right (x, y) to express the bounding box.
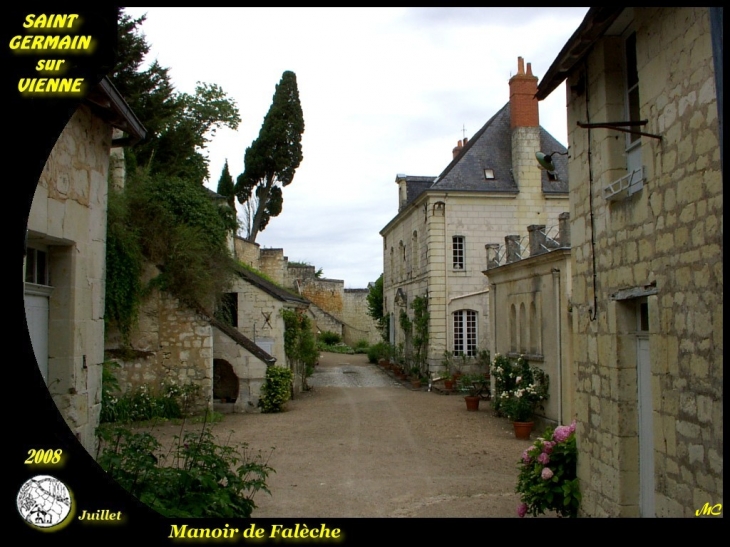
top-left (235, 71), bottom-right (304, 242)
top-left (216, 160), bottom-right (236, 211)
top-left (111, 9), bottom-right (240, 184)
top-left (367, 274), bottom-right (389, 341)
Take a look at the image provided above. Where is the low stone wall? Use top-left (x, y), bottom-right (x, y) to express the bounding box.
top-left (106, 284), bottom-right (213, 415)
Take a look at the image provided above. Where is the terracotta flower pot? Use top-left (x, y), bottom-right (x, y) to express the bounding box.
top-left (444, 379), bottom-right (454, 390)
top-left (513, 421), bottom-right (534, 440)
top-left (464, 395), bottom-right (480, 411)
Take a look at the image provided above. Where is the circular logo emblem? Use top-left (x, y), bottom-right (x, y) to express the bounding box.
top-left (17, 475), bottom-right (72, 529)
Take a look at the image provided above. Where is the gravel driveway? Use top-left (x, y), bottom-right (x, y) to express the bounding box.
top-left (137, 352), bottom-right (538, 518)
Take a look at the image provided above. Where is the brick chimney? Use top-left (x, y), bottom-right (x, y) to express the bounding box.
top-left (452, 137), bottom-right (469, 160)
top-left (509, 56), bottom-right (539, 128)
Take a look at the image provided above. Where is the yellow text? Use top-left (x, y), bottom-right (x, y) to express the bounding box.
top-left (23, 14), bottom-right (80, 29)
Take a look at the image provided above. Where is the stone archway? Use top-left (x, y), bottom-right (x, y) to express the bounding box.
top-left (213, 358), bottom-right (239, 403)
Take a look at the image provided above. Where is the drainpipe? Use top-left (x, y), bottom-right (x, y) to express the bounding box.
top-left (552, 267), bottom-right (563, 425)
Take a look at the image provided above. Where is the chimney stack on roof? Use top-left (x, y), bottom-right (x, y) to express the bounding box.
top-left (509, 56), bottom-right (539, 128)
top-left (452, 139), bottom-right (463, 159)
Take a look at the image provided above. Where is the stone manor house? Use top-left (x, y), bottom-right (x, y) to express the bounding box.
top-left (380, 57), bottom-right (570, 403)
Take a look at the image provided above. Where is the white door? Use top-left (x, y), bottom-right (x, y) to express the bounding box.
top-left (24, 291), bottom-right (49, 384)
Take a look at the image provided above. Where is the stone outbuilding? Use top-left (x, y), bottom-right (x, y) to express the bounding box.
top-left (537, 7), bottom-right (723, 517)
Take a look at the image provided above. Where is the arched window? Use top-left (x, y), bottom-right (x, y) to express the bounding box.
top-left (519, 302), bottom-right (527, 354)
top-left (530, 301), bottom-right (538, 354)
top-left (453, 309), bottom-right (477, 356)
top-left (510, 304), bottom-right (517, 352)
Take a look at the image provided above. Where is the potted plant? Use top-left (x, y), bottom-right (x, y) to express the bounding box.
top-left (498, 358), bottom-right (550, 439)
top-left (458, 373), bottom-right (488, 411)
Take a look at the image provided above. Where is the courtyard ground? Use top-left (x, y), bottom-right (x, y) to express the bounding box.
top-left (136, 351), bottom-right (544, 518)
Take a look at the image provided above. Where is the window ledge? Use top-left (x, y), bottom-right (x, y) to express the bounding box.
top-left (506, 352), bottom-right (544, 363)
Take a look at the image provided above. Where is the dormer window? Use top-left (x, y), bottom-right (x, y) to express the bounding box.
top-left (484, 169), bottom-right (495, 180)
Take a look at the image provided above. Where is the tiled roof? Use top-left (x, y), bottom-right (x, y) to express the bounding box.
top-left (431, 103), bottom-right (569, 194)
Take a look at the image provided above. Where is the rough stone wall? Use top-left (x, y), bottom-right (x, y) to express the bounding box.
top-left (308, 305), bottom-right (343, 338)
top-left (487, 249), bottom-right (573, 426)
top-left (565, 7), bottom-right (722, 517)
top-left (258, 248), bottom-right (287, 286)
top-left (107, 273), bottom-right (213, 415)
top-left (342, 289), bottom-right (380, 345)
top-left (26, 105), bottom-right (113, 454)
top-left (300, 277), bottom-right (344, 317)
top-left (234, 237), bottom-right (261, 269)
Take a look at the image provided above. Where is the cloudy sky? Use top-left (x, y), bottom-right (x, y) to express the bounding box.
top-left (122, 7), bottom-right (589, 288)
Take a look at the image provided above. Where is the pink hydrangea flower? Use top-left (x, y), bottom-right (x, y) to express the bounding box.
top-left (537, 452), bottom-right (550, 465)
top-left (542, 441), bottom-right (555, 454)
top-left (522, 449), bottom-right (532, 463)
top-left (569, 419), bottom-right (577, 432)
top-left (541, 467), bottom-right (554, 480)
top-left (517, 502), bottom-right (528, 518)
top-left (553, 424), bottom-right (573, 443)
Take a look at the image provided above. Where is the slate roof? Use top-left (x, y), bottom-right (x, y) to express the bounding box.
top-left (234, 264), bottom-right (310, 306)
top-left (402, 176), bottom-right (437, 207)
top-left (431, 103), bottom-right (569, 194)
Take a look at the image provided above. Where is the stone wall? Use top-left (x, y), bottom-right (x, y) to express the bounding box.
top-left (300, 277), bottom-right (344, 316)
top-left (25, 104), bottom-right (113, 454)
top-left (106, 274), bottom-right (213, 415)
top-left (565, 7), bottom-right (722, 517)
top-left (487, 248), bottom-right (573, 426)
top-left (342, 289), bottom-right (381, 345)
top-left (258, 248), bottom-right (287, 286)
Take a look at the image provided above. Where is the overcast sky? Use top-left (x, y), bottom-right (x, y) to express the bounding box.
top-left (122, 7), bottom-right (589, 288)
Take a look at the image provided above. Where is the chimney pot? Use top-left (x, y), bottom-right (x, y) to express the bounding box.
top-left (509, 56), bottom-right (539, 128)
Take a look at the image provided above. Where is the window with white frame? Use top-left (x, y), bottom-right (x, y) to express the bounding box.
top-left (453, 309), bottom-right (477, 356)
top-left (25, 247), bottom-right (49, 285)
top-left (452, 236), bottom-right (465, 270)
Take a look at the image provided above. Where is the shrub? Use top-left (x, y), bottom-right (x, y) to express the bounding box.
top-left (353, 339), bottom-right (370, 353)
top-left (516, 420), bottom-right (580, 518)
top-left (366, 342), bottom-right (390, 363)
top-left (97, 425), bottom-right (274, 518)
top-left (318, 331), bottom-right (342, 345)
top-left (100, 362), bottom-right (202, 424)
top-left (491, 354), bottom-right (549, 420)
top-left (258, 366), bottom-right (293, 413)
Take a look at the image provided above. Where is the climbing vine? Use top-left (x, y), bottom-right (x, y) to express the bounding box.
top-left (411, 295), bottom-right (429, 375)
top-left (281, 308), bottom-right (318, 392)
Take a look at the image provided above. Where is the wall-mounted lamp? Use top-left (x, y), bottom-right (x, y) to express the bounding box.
top-left (535, 150), bottom-right (568, 173)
